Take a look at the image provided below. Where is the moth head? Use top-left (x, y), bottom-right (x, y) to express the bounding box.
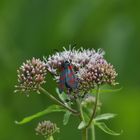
top-left (61, 61), bottom-right (70, 68)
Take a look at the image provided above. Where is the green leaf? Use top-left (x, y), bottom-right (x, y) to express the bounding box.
top-left (15, 105), bottom-right (66, 125)
top-left (63, 111), bottom-right (71, 125)
top-left (77, 100), bottom-right (92, 130)
top-left (78, 121), bottom-right (87, 130)
top-left (77, 111), bottom-right (91, 130)
top-left (95, 122), bottom-right (122, 136)
top-left (56, 88), bottom-right (69, 103)
top-left (77, 110), bottom-right (90, 129)
top-left (94, 113), bottom-right (117, 122)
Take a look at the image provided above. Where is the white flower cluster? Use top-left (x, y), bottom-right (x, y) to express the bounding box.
top-left (15, 47), bottom-right (117, 95)
top-left (45, 47), bottom-right (104, 73)
top-left (45, 47), bottom-right (117, 93)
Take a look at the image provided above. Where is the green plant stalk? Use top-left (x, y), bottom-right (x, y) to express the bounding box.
top-left (90, 124), bottom-right (95, 140)
top-left (81, 86), bottom-right (99, 140)
top-left (47, 136), bottom-right (54, 140)
top-left (76, 99), bottom-right (88, 140)
top-left (86, 86), bottom-right (100, 128)
top-left (39, 87), bottom-right (79, 115)
top-left (82, 86), bottom-right (100, 140)
top-left (82, 128), bottom-right (88, 140)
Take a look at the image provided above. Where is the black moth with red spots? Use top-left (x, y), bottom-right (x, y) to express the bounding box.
top-left (59, 61), bottom-right (78, 93)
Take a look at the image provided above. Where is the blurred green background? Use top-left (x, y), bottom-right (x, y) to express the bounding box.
top-left (0, 0), bottom-right (140, 140)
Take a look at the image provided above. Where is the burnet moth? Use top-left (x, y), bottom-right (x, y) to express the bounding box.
top-left (54, 46), bottom-right (78, 94)
top-left (59, 60), bottom-right (78, 94)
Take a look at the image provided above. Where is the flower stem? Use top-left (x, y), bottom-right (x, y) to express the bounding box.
top-left (47, 136), bottom-right (54, 140)
top-left (86, 86), bottom-right (100, 128)
top-left (39, 87), bottom-right (79, 115)
top-left (82, 128), bottom-right (88, 140)
top-left (90, 124), bottom-right (95, 140)
top-left (76, 99), bottom-right (88, 140)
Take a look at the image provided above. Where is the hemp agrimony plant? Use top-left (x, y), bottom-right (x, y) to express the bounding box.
top-left (14, 47), bottom-right (122, 140)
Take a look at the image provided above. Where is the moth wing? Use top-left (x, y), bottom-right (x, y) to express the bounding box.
top-left (65, 66), bottom-right (78, 89)
top-left (59, 70), bottom-right (66, 93)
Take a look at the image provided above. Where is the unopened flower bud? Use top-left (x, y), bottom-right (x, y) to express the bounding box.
top-left (35, 120), bottom-right (59, 138)
top-left (15, 57), bottom-right (47, 96)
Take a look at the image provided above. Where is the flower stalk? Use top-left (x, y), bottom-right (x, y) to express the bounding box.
top-left (86, 86), bottom-right (100, 128)
top-left (47, 136), bottom-right (54, 140)
top-left (39, 87), bottom-right (79, 115)
top-left (90, 124), bottom-right (95, 140)
top-left (82, 128), bottom-right (88, 140)
top-left (76, 99), bottom-right (88, 140)
top-left (81, 87), bottom-right (100, 140)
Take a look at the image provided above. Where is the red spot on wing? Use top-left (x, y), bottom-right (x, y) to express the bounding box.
top-left (68, 72), bottom-right (73, 78)
top-left (59, 83), bottom-right (65, 92)
top-left (60, 75), bottom-right (65, 80)
top-left (68, 65), bottom-right (73, 70)
top-left (69, 79), bottom-right (74, 84)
